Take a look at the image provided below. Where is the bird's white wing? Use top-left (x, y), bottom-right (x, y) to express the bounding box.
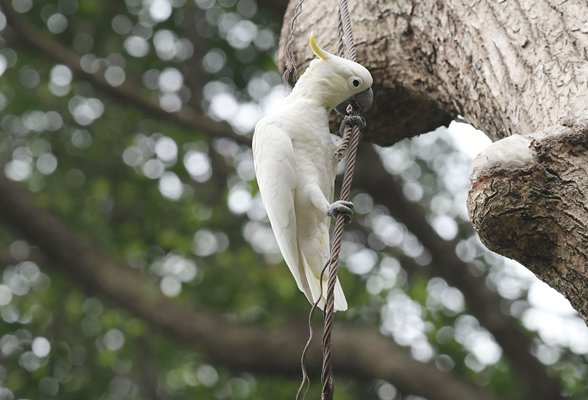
top-left (253, 118), bottom-right (348, 311)
top-left (252, 118), bottom-right (312, 298)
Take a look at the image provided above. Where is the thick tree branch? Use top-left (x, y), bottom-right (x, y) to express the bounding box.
top-left (278, 1), bottom-right (453, 146)
top-left (355, 144), bottom-right (562, 400)
top-left (0, 176), bottom-right (494, 400)
top-left (280, 1), bottom-right (588, 145)
top-left (468, 116), bottom-right (588, 322)
top-left (0, 0), bottom-right (249, 145)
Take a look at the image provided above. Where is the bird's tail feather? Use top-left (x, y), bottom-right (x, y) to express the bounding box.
top-left (301, 256), bottom-right (348, 312)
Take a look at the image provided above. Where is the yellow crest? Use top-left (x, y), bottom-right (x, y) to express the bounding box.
top-left (309, 32), bottom-right (328, 60)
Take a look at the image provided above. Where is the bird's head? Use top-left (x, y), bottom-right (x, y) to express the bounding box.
top-left (292, 33), bottom-right (373, 112)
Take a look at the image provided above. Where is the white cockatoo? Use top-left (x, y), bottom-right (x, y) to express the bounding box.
top-left (252, 33), bottom-right (373, 311)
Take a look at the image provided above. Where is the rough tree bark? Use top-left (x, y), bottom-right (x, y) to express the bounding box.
top-left (468, 119), bottom-right (588, 321)
top-left (280, 1), bottom-right (588, 322)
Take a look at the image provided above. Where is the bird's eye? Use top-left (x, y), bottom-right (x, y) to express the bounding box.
top-left (349, 77), bottom-right (362, 88)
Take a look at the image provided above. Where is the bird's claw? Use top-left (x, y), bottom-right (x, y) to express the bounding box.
top-left (338, 115), bottom-right (367, 136)
top-left (327, 200), bottom-right (354, 223)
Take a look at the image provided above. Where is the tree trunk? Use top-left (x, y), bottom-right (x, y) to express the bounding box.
top-left (279, 1), bottom-right (588, 322)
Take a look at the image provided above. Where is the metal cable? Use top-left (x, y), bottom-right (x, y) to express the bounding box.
top-left (321, 1), bottom-right (362, 398)
top-left (321, 110), bottom-right (361, 400)
top-left (338, 0), bottom-right (357, 61)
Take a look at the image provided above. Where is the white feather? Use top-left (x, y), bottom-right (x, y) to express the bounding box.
top-left (252, 35), bottom-right (373, 311)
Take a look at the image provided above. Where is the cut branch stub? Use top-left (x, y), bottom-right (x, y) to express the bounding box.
top-left (467, 116), bottom-right (588, 321)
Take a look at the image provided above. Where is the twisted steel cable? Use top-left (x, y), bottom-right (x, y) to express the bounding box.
top-left (321, 1), bottom-right (362, 398)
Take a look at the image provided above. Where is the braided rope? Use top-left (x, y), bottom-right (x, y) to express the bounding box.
top-left (321, 110), bottom-right (361, 400)
top-left (338, 0), bottom-right (357, 61)
top-left (321, 1), bottom-right (361, 398)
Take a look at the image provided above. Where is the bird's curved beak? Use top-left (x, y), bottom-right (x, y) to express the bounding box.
top-left (335, 88), bottom-right (373, 115)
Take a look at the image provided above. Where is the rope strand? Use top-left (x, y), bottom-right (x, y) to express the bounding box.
top-left (321, 107), bottom-right (362, 400)
top-left (338, 0), bottom-right (357, 61)
top-left (283, 0), bottom-right (306, 86)
top-left (296, 257), bottom-right (330, 400)
top-left (321, 1), bottom-right (362, 399)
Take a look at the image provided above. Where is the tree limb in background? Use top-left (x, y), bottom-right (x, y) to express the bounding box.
top-left (0, 0), bottom-right (248, 145)
top-left (0, 176), bottom-right (495, 400)
top-left (355, 144), bottom-right (562, 400)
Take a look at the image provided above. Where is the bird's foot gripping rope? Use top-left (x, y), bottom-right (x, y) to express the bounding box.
top-left (340, 115), bottom-right (367, 133)
top-left (327, 200), bottom-right (354, 223)
top-left (336, 113), bottom-right (366, 161)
